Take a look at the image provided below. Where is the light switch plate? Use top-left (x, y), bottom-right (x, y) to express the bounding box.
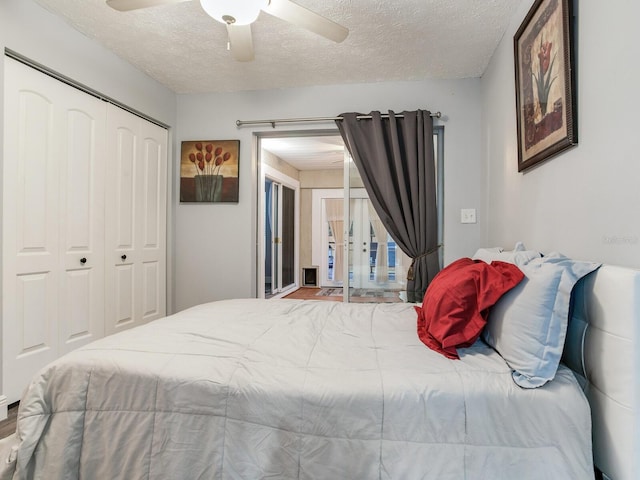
top-left (461, 208), bottom-right (477, 224)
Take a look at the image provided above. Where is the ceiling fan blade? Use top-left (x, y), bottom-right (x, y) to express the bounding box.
top-left (227, 24), bottom-right (255, 62)
top-left (106, 0), bottom-right (189, 12)
top-left (264, 0), bottom-right (348, 43)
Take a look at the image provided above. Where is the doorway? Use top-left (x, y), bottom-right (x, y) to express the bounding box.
top-left (258, 131), bottom-right (342, 299)
top-left (256, 127), bottom-right (443, 302)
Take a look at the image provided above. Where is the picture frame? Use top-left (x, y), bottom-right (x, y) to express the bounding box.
top-left (514, 0), bottom-right (577, 172)
top-left (180, 140), bottom-right (240, 202)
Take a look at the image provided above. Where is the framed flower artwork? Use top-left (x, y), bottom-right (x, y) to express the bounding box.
top-left (180, 140), bottom-right (239, 202)
top-left (514, 0), bottom-right (577, 172)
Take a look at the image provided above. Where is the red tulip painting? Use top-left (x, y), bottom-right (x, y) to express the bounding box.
top-left (180, 140), bottom-right (239, 202)
top-left (514, 0), bottom-right (577, 172)
top-left (533, 38), bottom-right (556, 117)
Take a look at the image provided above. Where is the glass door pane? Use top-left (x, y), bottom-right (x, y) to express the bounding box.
top-left (265, 179), bottom-right (296, 295)
top-left (321, 197), bottom-right (344, 287)
top-left (264, 179), bottom-right (274, 297)
top-left (272, 183), bottom-right (280, 292)
top-left (347, 158), bottom-right (405, 303)
top-left (281, 185), bottom-right (295, 288)
top-left (348, 198), bottom-right (373, 289)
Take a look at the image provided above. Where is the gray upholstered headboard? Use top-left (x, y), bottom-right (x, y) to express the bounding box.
top-left (563, 265), bottom-right (640, 480)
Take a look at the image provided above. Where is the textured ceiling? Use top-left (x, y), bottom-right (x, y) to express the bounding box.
top-left (262, 135), bottom-right (345, 170)
top-left (33, 0), bottom-right (521, 94)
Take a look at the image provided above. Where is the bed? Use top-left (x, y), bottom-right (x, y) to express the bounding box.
top-left (0, 256), bottom-right (637, 479)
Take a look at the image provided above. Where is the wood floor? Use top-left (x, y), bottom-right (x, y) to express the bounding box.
top-left (0, 402), bottom-right (18, 439)
top-left (283, 287), bottom-right (342, 301)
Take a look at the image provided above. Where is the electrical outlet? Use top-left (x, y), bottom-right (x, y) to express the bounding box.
top-left (460, 208), bottom-right (477, 224)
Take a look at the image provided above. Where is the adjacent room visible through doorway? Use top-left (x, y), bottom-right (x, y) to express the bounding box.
top-left (256, 127), bottom-right (444, 303)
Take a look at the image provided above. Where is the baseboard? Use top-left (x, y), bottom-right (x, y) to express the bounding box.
top-left (0, 395), bottom-right (7, 421)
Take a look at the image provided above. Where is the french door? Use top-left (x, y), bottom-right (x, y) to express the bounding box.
top-left (348, 196), bottom-right (407, 290)
top-left (315, 191), bottom-right (408, 292)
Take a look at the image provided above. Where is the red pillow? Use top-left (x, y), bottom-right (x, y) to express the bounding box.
top-left (415, 258), bottom-right (524, 359)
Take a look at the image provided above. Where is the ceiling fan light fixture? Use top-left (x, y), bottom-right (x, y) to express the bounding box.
top-left (200, 0), bottom-right (268, 25)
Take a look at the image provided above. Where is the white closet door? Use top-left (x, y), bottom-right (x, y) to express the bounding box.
top-left (105, 106), bottom-right (167, 335)
top-left (138, 118), bottom-right (167, 325)
top-left (2, 58), bottom-right (106, 402)
top-left (58, 83), bottom-right (107, 356)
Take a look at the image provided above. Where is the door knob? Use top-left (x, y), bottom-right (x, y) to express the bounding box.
top-left (121, 254), bottom-right (127, 261)
top-left (80, 257), bottom-right (87, 264)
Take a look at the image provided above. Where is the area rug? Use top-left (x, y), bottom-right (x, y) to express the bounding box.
top-left (316, 288), bottom-right (400, 298)
top-left (316, 288), bottom-right (343, 297)
top-left (352, 289), bottom-right (400, 298)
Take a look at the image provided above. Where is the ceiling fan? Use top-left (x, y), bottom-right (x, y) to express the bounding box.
top-left (106, 0), bottom-right (349, 62)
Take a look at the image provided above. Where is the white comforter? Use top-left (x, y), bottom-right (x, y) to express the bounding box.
top-left (0, 299), bottom-right (592, 479)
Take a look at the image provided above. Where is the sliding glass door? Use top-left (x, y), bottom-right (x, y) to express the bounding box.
top-left (265, 178), bottom-right (296, 297)
top-left (281, 185), bottom-right (295, 287)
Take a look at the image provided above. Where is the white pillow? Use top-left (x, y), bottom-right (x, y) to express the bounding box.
top-left (471, 246), bottom-right (503, 263)
top-left (472, 242), bottom-right (541, 265)
top-left (482, 252), bottom-right (601, 388)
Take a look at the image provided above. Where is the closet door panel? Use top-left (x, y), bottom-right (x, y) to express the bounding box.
top-left (17, 93), bottom-right (55, 257)
top-left (16, 272), bottom-right (56, 356)
top-left (13, 91), bottom-right (57, 272)
top-left (143, 143), bottom-right (160, 248)
top-left (142, 261), bottom-right (160, 319)
top-left (3, 59), bottom-right (107, 401)
top-left (59, 91), bottom-right (106, 354)
top-left (106, 106), bottom-right (166, 334)
top-left (139, 123), bottom-right (167, 323)
top-left (113, 127), bottom-right (137, 250)
top-left (3, 60), bottom-right (60, 402)
top-left (63, 269), bottom-right (93, 342)
top-left (105, 107), bottom-right (138, 335)
top-left (64, 110), bottom-right (94, 248)
top-left (10, 271), bottom-right (59, 402)
top-left (115, 264), bottom-right (135, 328)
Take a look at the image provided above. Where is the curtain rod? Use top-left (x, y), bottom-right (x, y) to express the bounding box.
top-left (236, 112), bottom-right (442, 128)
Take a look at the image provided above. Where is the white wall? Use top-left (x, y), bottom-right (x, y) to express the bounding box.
top-left (175, 79), bottom-right (484, 310)
top-left (481, 0), bottom-right (640, 268)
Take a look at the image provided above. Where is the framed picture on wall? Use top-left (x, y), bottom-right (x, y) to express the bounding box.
top-left (514, 0), bottom-right (577, 172)
top-left (180, 140), bottom-right (240, 202)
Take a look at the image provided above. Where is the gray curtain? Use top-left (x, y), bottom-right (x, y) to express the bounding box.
top-left (336, 110), bottom-right (440, 302)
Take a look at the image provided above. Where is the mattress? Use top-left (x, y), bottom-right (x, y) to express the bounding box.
top-left (0, 299), bottom-right (592, 479)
